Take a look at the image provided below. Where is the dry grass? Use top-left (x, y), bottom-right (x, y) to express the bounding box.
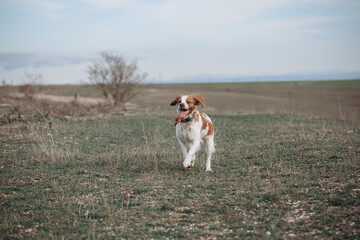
top-left (27, 121), bottom-right (79, 163)
top-left (0, 80), bottom-right (359, 239)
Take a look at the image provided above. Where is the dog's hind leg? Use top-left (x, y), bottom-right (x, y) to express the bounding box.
top-left (204, 135), bottom-right (215, 171)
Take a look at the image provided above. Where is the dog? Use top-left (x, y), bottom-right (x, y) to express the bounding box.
top-left (171, 94), bottom-right (215, 171)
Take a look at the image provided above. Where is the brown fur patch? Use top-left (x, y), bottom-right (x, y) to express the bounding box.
top-left (207, 121), bottom-right (214, 136)
top-left (170, 96), bottom-right (181, 106)
top-left (200, 113), bottom-right (208, 130)
top-left (186, 95), bottom-right (197, 114)
top-left (193, 111), bottom-right (199, 122)
top-left (189, 94), bottom-right (205, 107)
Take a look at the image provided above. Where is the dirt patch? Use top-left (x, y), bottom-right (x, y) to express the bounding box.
top-left (11, 92), bottom-right (107, 105)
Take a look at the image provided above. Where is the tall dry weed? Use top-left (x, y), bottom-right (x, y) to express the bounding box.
top-left (98, 120), bottom-right (178, 173)
top-left (29, 123), bottom-right (77, 163)
top-left (26, 108), bottom-right (78, 163)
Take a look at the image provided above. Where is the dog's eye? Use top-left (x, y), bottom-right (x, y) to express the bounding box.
top-left (187, 101), bottom-right (191, 103)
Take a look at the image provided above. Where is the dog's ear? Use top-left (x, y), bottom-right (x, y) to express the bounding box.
top-left (170, 96), bottom-right (181, 106)
top-left (191, 94), bottom-right (205, 107)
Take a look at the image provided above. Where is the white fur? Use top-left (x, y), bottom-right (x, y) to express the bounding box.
top-left (175, 96), bottom-right (215, 171)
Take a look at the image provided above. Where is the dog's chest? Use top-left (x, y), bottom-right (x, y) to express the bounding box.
top-left (176, 122), bottom-right (200, 142)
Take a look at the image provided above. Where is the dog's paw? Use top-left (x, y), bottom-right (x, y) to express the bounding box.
top-left (183, 161), bottom-right (192, 168)
top-left (205, 168), bottom-right (212, 172)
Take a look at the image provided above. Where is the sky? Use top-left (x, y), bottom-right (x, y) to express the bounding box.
top-left (0, 0), bottom-right (360, 84)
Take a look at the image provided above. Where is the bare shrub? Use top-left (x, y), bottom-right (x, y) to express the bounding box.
top-left (87, 53), bottom-right (147, 108)
top-left (18, 73), bottom-right (44, 101)
top-left (0, 80), bottom-right (17, 99)
top-left (0, 105), bottom-right (27, 125)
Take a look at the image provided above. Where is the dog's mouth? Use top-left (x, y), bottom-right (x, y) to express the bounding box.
top-left (174, 108), bottom-right (189, 124)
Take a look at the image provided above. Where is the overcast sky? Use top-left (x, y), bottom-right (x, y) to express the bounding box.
top-left (1, 0), bottom-right (359, 84)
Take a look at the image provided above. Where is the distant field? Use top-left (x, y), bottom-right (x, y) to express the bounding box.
top-left (40, 80), bottom-right (360, 119)
top-left (0, 80), bottom-right (359, 239)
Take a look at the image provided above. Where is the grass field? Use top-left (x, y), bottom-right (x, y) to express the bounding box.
top-left (1, 80), bottom-right (360, 239)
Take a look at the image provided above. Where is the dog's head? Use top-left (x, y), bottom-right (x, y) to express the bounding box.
top-left (171, 94), bottom-right (205, 121)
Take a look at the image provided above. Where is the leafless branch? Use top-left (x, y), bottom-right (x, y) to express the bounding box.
top-left (87, 53), bottom-right (147, 108)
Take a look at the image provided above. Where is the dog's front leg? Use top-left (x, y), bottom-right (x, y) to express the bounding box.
top-left (178, 139), bottom-right (188, 161)
top-left (183, 140), bottom-right (200, 168)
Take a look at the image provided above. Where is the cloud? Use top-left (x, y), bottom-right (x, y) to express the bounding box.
top-left (77, 0), bottom-right (133, 9)
top-left (132, 0), bottom-right (337, 45)
top-left (21, 0), bottom-right (67, 11)
top-left (0, 53), bottom-right (89, 70)
top-left (299, 0), bottom-right (360, 7)
top-left (1, 0), bottom-right (359, 83)
top-left (130, 0), bottom-right (357, 48)
top-left (141, 0), bottom-right (286, 34)
top-left (15, 0), bottom-right (68, 19)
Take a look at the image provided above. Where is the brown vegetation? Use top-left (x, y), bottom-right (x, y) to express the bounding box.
top-left (0, 87), bottom-right (112, 126)
top-left (87, 53), bottom-right (147, 107)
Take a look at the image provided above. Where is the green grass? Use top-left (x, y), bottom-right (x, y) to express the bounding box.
top-left (1, 111), bottom-right (359, 239)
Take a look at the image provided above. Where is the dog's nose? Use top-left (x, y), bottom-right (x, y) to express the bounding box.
top-left (179, 103), bottom-right (185, 108)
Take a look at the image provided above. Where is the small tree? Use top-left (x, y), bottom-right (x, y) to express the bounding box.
top-left (87, 53), bottom-right (147, 107)
top-left (19, 73), bottom-right (44, 101)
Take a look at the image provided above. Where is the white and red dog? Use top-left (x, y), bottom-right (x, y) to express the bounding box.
top-left (171, 94), bottom-right (215, 171)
